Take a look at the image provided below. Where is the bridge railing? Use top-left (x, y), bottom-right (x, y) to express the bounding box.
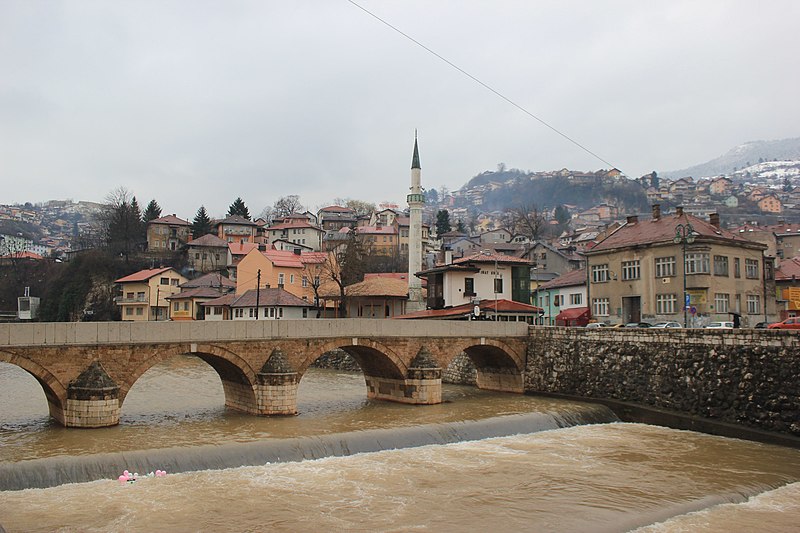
top-left (0, 319), bottom-right (529, 347)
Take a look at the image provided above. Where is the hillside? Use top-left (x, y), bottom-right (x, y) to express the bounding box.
top-left (661, 137), bottom-right (800, 180)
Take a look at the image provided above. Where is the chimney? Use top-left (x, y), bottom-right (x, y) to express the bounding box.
top-left (293, 248), bottom-right (302, 255)
top-left (626, 215), bottom-right (639, 224)
top-left (651, 204), bottom-right (661, 221)
top-left (709, 213), bottom-right (720, 228)
top-left (676, 206), bottom-right (684, 217)
top-left (445, 249), bottom-right (453, 265)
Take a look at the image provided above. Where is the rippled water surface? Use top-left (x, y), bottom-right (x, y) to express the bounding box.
top-left (1, 357), bottom-right (799, 532)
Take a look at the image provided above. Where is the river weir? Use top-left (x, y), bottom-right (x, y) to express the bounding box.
top-left (2, 356), bottom-right (799, 532)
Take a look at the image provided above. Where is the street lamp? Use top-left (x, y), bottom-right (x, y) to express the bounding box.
top-left (673, 223), bottom-right (696, 327)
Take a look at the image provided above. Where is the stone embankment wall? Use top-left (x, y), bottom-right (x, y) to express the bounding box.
top-left (525, 327), bottom-right (800, 436)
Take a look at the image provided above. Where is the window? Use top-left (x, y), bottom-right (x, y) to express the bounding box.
top-left (160, 277), bottom-right (169, 285)
top-left (173, 302), bottom-right (179, 311)
top-left (126, 292), bottom-right (134, 299)
top-left (714, 293), bottom-right (730, 313)
top-left (278, 273), bottom-right (285, 286)
top-left (249, 308), bottom-right (256, 318)
top-left (747, 294), bottom-right (760, 314)
top-left (137, 292), bottom-right (145, 300)
top-left (171, 279), bottom-right (179, 286)
top-left (290, 274), bottom-right (295, 284)
top-left (136, 307), bottom-right (143, 316)
top-left (494, 277), bottom-right (503, 294)
top-left (234, 308), bottom-right (244, 318)
top-left (734, 257), bottom-right (741, 278)
top-left (655, 256), bottom-right (676, 278)
top-left (685, 253), bottom-right (710, 274)
top-left (302, 308), bottom-right (308, 318)
top-left (195, 253), bottom-right (200, 259)
top-left (621, 260), bottom-right (640, 280)
top-left (464, 277), bottom-right (475, 296)
top-left (183, 302), bottom-right (189, 311)
top-left (591, 264), bottom-right (610, 283)
top-left (745, 258), bottom-right (759, 279)
top-left (713, 255), bottom-right (729, 276)
top-left (126, 307), bottom-right (133, 316)
top-left (302, 276), bottom-right (308, 288)
top-left (656, 294), bottom-right (677, 314)
top-left (592, 297), bottom-right (610, 316)
top-left (570, 293), bottom-right (582, 305)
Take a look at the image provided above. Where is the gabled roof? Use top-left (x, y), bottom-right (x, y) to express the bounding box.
top-left (268, 220), bottom-right (322, 231)
top-left (260, 249), bottom-right (327, 268)
top-left (165, 287), bottom-right (227, 300)
top-left (217, 215), bottom-right (258, 226)
top-left (587, 212), bottom-right (761, 254)
top-left (776, 257), bottom-right (800, 281)
top-left (199, 293), bottom-right (237, 307)
top-left (115, 267), bottom-right (174, 283)
top-left (228, 242), bottom-right (259, 256)
top-left (188, 234), bottom-right (228, 247)
top-left (357, 225), bottom-right (398, 235)
top-left (230, 288), bottom-right (311, 308)
top-left (319, 205), bottom-right (355, 213)
top-left (346, 276), bottom-right (408, 298)
top-left (149, 215), bottom-right (189, 226)
top-left (452, 251), bottom-right (531, 265)
top-left (181, 272), bottom-right (236, 289)
top-left (537, 268), bottom-right (586, 290)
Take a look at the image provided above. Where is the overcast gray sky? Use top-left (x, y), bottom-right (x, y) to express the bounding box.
top-left (2, 1), bottom-right (798, 219)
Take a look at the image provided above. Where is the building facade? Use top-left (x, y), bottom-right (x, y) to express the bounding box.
top-left (584, 206), bottom-right (771, 327)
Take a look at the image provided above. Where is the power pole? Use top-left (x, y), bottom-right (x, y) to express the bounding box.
top-left (256, 269), bottom-right (261, 320)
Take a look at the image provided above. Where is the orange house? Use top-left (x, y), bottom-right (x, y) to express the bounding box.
top-left (236, 247), bottom-right (329, 303)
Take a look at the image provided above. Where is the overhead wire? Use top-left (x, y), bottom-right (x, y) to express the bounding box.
top-left (346, 0), bottom-right (624, 174)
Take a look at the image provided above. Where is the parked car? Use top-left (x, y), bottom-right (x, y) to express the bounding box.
top-left (753, 322), bottom-right (769, 329)
top-left (705, 321), bottom-right (734, 329)
top-left (624, 322), bottom-right (652, 328)
top-left (767, 317), bottom-right (800, 330)
top-left (585, 322), bottom-right (607, 328)
top-left (652, 321), bottom-right (682, 328)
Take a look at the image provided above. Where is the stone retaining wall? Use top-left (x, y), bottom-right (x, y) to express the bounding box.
top-left (525, 327), bottom-right (800, 436)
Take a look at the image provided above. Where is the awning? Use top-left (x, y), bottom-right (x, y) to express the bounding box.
top-left (555, 307), bottom-right (589, 320)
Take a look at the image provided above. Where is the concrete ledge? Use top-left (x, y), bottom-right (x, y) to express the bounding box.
top-left (527, 391), bottom-right (800, 450)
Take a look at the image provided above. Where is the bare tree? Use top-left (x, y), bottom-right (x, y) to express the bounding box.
top-left (273, 195), bottom-right (304, 219)
top-left (305, 232), bottom-right (366, 317)
top-left (505, 204), bottom-right (546, 241)
top-left (332, 197), bottom-right (375, 218)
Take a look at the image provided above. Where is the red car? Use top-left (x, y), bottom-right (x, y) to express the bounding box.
top-left (767, 317), bottom-right (800, 329)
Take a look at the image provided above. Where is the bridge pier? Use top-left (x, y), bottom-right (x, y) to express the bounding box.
top-left (365, 347), bottom-right (443, 405)
top-left (64, 361), bottom-right (121, 428)
top-left (256, 348), bottom-right (299, 415)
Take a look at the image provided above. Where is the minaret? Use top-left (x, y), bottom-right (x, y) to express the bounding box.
top-left (407, 132), bottom-right (426, 312)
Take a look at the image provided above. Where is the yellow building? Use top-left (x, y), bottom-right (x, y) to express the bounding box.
top-left (235, 247), bottom-right (328, 303)
top-left (584, 206), bottom-right (771, 326)
top-left (115, 267), bottom-right (188, 321)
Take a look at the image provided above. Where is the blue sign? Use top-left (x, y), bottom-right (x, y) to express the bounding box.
top-left (685, 294), bottom-right (691, 306)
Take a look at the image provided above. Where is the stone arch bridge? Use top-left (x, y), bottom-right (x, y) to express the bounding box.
top-left (0, 320), bottom-right (529, 428)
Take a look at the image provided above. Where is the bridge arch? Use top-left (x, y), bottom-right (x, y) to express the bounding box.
top-left (299, 339), bottom-right (408, 380)
top-left (120, 344), bottom-right (259, 415)
top-left (0, 349), bottom-right (67, 422)
top-left (448, 339), bottom-right (526, 373)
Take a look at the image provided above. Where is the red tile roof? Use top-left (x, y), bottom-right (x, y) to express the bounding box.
top-left (395, 299), bottom-right (541, 319)
top-left (115, 267), bottom-right (173, 283)
top-left (262, 249), bottom-right (327, 268)
top-left (587, 212), bottom-right (762, 253)
top-left (357, 225), bottom-right (398, 235)
top-left (228, 242), bottom-right (258, 256)
top-left (268, 220), bottom-right (321, 231)
top-left (776, 257), bottom-right (800, 281)
top-left (181, 272), bottom-right (236, 289)
top-left (452, 251), bottom-right (531, 265)
top-left (149, 215), bottom-right (189, 226)
top-left (538, 269), bottom-right (586, 290)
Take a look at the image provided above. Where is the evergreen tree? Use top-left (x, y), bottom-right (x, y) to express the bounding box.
top-left (142, 199), bottom-right (162, 223)
top-left (227, 197), bottom-right (250, 219)
top-left (554, 205), bottom-right (571, 226)
top-left (456, 220), bottom-right (466, 233)
top-left (192, 205), bottom-right (213, 238)
top-left (435, 209), bottom-right (451, 236)
top-left (102, 187), bottom-right (144, 261)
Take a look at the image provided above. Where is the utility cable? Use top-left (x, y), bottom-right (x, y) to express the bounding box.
top-left (346, 0), bottom-right (622, 173)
